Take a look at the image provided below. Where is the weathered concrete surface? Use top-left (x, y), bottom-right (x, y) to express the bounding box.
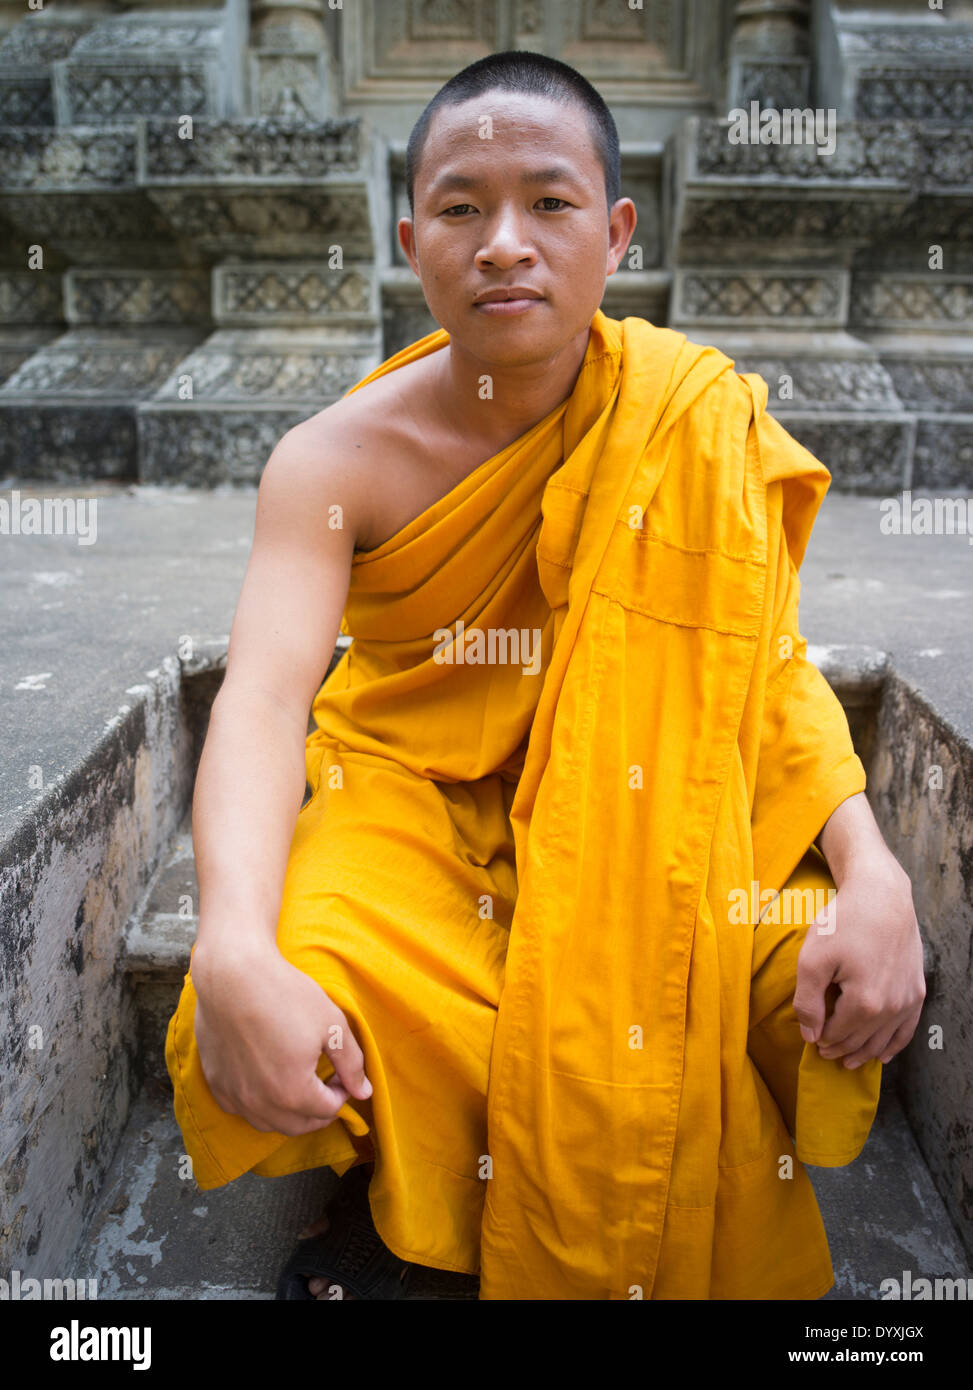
top-left (812, 1079), bottom-right (970, 1301)
top-left (77, 1082), bottom-right (334, 1300)
top-left (0, 481), bottom-right (255, 851)
top-left (867, 677), bottom-right (973, 1266)
top-left (801, 493), bottom-right (973, 756)
top-left (0, 483), bottom-right (254, 1274)
top-left (0, 654), bottom-right (192, 1277)
top-left (795, 493), bottom-right (973, 1258)
top-left (71, 1075), bottom-right (966, 1300)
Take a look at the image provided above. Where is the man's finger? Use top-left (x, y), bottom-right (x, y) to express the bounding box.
top-left (793, 940), bottom-right (837, 1044)
top-left (817, 984), bottom-right (894, 1050)
top-left (836, 1020), bottom-right (900, 1070)
top-left (322, 1005), bottom-right (372, 1100)
top-left (880, 1018), bottom-right (919, 1064)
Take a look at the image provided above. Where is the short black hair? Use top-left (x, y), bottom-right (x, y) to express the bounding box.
top-left (405, 49), bottom-right (621, 217)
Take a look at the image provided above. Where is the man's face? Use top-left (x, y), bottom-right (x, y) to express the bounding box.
top-left (399, 91), bottom-right (636, 365)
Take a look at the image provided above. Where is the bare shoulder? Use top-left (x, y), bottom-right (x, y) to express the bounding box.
top-left (258, 380), bottom-right (402, 549)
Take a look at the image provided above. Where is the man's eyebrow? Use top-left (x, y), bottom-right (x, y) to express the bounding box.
top-left (427, 166), bottom-right (580, 195)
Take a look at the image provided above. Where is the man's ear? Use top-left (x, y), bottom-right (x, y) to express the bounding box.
top-left (607, 197), bottom-right (638, 275)
top-left (398, 217), bottom-right (420, 276)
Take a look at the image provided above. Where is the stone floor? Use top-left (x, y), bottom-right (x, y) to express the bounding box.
top-left (73, 1071), bottom-right (967, 1300)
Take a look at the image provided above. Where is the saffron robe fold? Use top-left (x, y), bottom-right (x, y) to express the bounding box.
top-left (165, 308), bottom-right (882, 1299)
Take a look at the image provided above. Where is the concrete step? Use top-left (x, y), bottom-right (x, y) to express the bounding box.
top-left (74, 1064), bottom-right (968, 1300)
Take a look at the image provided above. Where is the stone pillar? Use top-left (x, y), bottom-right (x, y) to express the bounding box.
top-left (726, 0), bottom-right (812, 109)
top-left (247, 0), bottom-right (335, 120)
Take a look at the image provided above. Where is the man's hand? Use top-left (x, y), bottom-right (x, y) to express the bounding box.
top-left (793, 850), bottom-right (925, 1068)
top-left (192, 942), bottom-right (373, 1137)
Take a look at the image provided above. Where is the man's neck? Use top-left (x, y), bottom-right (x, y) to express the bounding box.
top-left (429, 320), bottom-right (593, 455)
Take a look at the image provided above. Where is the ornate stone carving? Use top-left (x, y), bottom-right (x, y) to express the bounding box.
top-left (841, 28), bottom-right (973, 56)
top-left (918, 129), bottom-right (973, 190)
top-left (821, 14), bottom-right (973, 128)
top-left (409, 0), bottom-right (481, 40)
top-left (252, 56), bottom-right (328, 121)
top-left (216, 266), bottom-right (374, 323)
top-left (913, 418), bottom-right (973, 490)
top-left (514, 1), bottom-right (542, 36)
top-left (885, 361), bottom-right (973, 413)
top-left (149, 331), bottom-right (374, 403)
top-left (782, 417), bottom-right (913, 493)
top-left (339, 0), bottom-right (712, 135)
top-left (0, 130), bottom-right (137, 190)
top-left (0, 13), bottom-right (92, 64)
top-left (145, 188), bottom-right (372, 261)
top-left (248, 0), bottom-right (333, 120)
top-left (729, 0), bottom-right (810, 57)
top-left (138, 408), bottom-right (313, 486)
top-left (0, 331), bottom-right (199, 398)
top-left (850, 276), bottom-right (973, 330)
top-left (678, 196), bottom-right (895, 246)
top-left (729, 358), bottom-right (899, 411)
top-left (857, 74), bottom-right (973, 124)
top-left (66, 271), bottom-right (212, 327)
top-left (0, 272), bottom-right (62, 325)
top-left (0, 8), bottom-right (92, 127)
top-left (0, 193), bottom-right (182, 269)
top-left (63, 69), bottom-right (211, 124)
top-left (887, 198), bottom-right (973, 245)
top-left (579, 0), bottom-right (663, 44)
top-left (0, 79), bottom-right (54, 128)
top-left (0, 405), bottom-right (138, 481)
top-left (250, 0), bottom-right (327, 50)
top-left (676, 270), bottom-right (845, 325)
top-left (67, 17), bottom-right (222, 57)
top-left (731, 60), bottom-right (810, 109)
top-left (727, 1), bottom-right (811, 107)
top-left (56, 12), bottom-right (226, 126)
top-left (693, 118), bottom-right (916, 183)
top-left (142, 118), bottom-right (362, 178)
top-left (0, 333), bottom-right (62, 387)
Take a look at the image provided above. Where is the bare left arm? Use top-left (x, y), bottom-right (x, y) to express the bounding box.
top-left (793, 792), bottom-right (926, 1067)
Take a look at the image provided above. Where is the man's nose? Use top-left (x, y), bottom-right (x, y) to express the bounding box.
top-left (475, 209), bottom-right (538, 264)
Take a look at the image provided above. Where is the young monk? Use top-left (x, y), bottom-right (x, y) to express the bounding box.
top-left (165, 50), bottom-right (925, 1300)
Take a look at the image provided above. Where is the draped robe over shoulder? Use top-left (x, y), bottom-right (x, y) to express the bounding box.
top-left (165, 309), bottom-right (882, 1300)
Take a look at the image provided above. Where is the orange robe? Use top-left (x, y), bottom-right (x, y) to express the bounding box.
top-left (165, 309), bottom-right (881, 1299)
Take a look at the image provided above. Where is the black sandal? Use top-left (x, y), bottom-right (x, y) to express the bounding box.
top-left (275, 1162), bottom-right (481, 1300)
top-left (275, 1163), bottom-right (411, 1300)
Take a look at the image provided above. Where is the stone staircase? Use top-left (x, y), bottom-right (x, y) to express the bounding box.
top-left (74, 790), bottom-right (967, 1299)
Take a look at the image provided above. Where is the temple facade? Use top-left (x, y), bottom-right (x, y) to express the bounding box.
top-left (0, 0), bottom-right (970, 491)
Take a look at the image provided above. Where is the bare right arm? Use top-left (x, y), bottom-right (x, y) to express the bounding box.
top-left (189, 418), bottom-right (372, 1138)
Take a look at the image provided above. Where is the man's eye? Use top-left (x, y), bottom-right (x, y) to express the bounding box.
top-left (441, 198), bottom-right (568, 215)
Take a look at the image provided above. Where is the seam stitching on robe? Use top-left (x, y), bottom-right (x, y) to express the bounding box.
top-left (592, 589), bottom-right (764, 640)
top-left (627, 529), bottom-right (766, 563)
top-left (480, 580), bottom-right (612, 1253)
